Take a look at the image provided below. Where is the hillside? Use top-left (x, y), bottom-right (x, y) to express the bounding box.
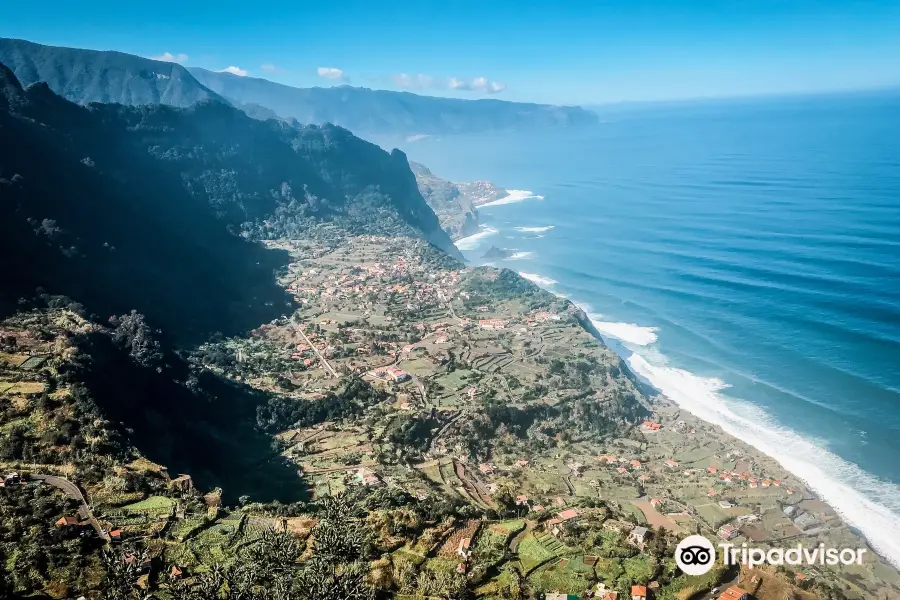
top-left (188, 67), bottom-right (599, 134)
top-left (0, 61), bottom-right (459, 342)
top-left (410, 161), bottom-right (480, 239)
top-left (0, 37), bottom-right (225, 107)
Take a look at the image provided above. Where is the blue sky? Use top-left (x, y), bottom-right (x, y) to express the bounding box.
top-left (4, 0), bottom-right (900, 104)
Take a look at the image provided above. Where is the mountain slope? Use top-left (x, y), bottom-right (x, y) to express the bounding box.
top-left (189, 67), bottom-right (599, 134)
top-left (410, 161), bottom-right (480, 239)
top-left (0, 37), bottom-right (225, 107)
top-left (0, 62), bottom-right (460, 341)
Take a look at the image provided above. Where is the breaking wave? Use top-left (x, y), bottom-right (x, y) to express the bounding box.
top-left (508, 251), bottom-right (534, 260)
top-left (515, 225), bottom-right (555, 233)
top-left (518, 272), bottom-right (558, 287)
top-left (479, 189), bottom-right (545, 207)
top-left (455, 226), bottom-right (499, 250)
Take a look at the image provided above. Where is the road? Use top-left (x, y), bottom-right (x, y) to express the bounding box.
top-left (32, 474), bottom-right (109, 542)
top-left (428, 411), bottom-right (464, 455)
top-left (295, 326), bottom-right (338, 378)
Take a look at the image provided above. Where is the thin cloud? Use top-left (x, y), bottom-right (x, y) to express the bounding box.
top-left (393, 73), bottom-right (506, 94)
top-left (261, 63), bottom-right (283, 73)
top-left (317, 67), bottom-right (347, 81)
top-left (218, 66), bottom-right (248, 77)
top-left (151, 52), bottom-right (188, 64)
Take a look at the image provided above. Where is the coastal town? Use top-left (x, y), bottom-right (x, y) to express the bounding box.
top-left (1, 231), bottom-right (898, 600)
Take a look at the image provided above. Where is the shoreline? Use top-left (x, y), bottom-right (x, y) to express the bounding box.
top-left (546, 275), bottom-right (900, 571)
top-left (463, 192), bottom-right (900, 571)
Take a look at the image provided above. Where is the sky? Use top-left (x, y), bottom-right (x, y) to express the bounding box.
top-left (3, 0), bottom-right (900, 105)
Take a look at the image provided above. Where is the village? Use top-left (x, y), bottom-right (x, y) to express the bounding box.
top-left (1, 232), bottom-right (896, 600)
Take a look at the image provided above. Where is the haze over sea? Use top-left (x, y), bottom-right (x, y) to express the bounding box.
top-left (389, 91), bottom-right (900, 566)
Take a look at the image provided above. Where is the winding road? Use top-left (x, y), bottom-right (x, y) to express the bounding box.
top-left (33, 474), bottom-right (109, 542)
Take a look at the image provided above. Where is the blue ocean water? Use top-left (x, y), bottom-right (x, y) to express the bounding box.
top-left (388, 91), bottom-right (900, 564)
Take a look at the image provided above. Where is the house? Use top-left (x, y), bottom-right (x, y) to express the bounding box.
top-left (516, 495), bottom-right (529, 506)
top-left (169, 474), bottom-right (193, 493)
top-left (717, 524), bottom-right (739, 540)
top-left (457, 537), bottom-right (472, 558)
top-left (628, 526), bottom-right (650, 549)
top-left (3, 472), bottom-right (21, 486)
top-left (533, 504), bottom-right (545, 512)
top-left (109, 529), bottom-right (123, 543)
top-left (170, 566), bottom-right (183, 580)
top-left (456, 562), bottom-right (467, 574)
top-left (630, 460), bottom-right (642, 469)
top-left (707, 466), bottom-right (719, 474)
top-left (355, 468), bottom-right (382, 487)
top-left (631, 585), bottom-right (647, 600)
top-left (638, 474), bottom-right (650, 482)
top-left (601, 594), bottom-right (619, 600)
top-left (665, 459), bottom-right (679, 469)
top-left (717, 586), bottom-right (749, 600)
top-left (718, 500), bottom-right (733, 509)
top-left (558, 508), bottom-right (580, 522)
top-left (650, 498), bottom-right (662, 508)
top-left (55, 516), bottom-right (80, 527)
top-left (616, 467), bottom-right (628, 474)
top-left (478, 464), bottom-right (494, 475)
top-left (515, 459), bottom-right (529, 468)
top-left (545, 594), bottom-right (579, 600)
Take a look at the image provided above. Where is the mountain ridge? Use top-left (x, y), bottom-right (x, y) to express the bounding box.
top-left (0, 61), bottom-right (460, 341)
top-left (188, 66), bottom-right (598, 134)
top-left (0, 37), bottom-right (227, 108)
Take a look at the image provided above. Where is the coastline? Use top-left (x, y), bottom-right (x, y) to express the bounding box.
top-left (456, 194), bottom-right (900, 573)
top-left (572, 302), bottom-right (898, 566)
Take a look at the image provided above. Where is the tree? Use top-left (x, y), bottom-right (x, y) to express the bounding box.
top-left (109, 311), bottom-right (163, 368)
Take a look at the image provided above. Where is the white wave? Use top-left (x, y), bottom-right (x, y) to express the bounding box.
top-left (507, 251), bottom-right (534, 260)
top-left (480, 189), bottom-right (545, 207)
top-left (515, 225), bottom-right (555, 233)
top-left (455, 226), bottom-right (499, 250)
top-left (626, 351), bottom-right (900, 569)
top-left (588, 316), bottom-right (659, 346)
top-left (518, 272), bottom-right (557, 287)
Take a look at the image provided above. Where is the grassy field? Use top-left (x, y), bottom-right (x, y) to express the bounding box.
top-left (121, 496), bottom-right (175, 515)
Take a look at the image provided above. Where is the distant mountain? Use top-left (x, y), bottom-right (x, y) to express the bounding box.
top-left (0, 37), bottom-right (225, 107)
top-left (0, 61), bottom-right (459, 342)
top-left (188, 67), bottom-right (599, 134)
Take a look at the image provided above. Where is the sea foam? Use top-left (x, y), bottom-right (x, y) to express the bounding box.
top-left (455, 226), bottom-right (499, 250)
top-left (515, 225), bottom-right (556, 233)
top-left (480, 189), bottom-right (545, 207)
top-left (508, 251), bottom-right (534, 260)
top-left (518, 272), bottom-right (558, 286)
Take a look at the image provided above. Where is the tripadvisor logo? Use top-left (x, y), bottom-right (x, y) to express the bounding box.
top-left (675, 535), bottom-right (717, 575)
top-left (675, 534), bottom-right (868, 575)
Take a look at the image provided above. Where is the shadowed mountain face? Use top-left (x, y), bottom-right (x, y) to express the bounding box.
top-left (0, 37), bottom-right (226, 107)
top-left (0, 62), bottom-right (460, 342)
top-left (187, 67), bottom-right (599, 135)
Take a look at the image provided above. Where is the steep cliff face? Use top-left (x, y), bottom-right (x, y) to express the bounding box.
top-left (0, 63), bottom-right (460, 341)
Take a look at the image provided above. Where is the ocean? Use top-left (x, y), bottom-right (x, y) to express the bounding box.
top-left (385, 90), bottom-right (900, 566)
